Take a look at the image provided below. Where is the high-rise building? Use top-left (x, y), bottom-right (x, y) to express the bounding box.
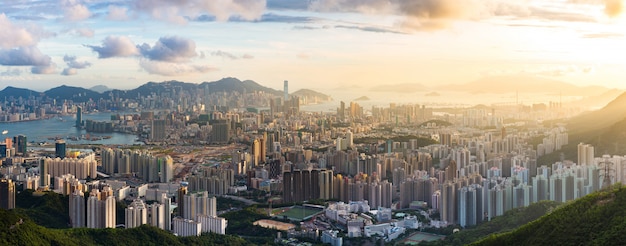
top-left (0, 143), bottom-right (6, 158)
top-left (86, 189), bottom-right (116, 229)
top-left (15, 135), bottom-right (27, 154)
top-left (151, 120), bottom-right (166, 141)
top-left (69, 189), bottom-right (85, 228)
top-left (0, 179), bottom-right (15, 210)
top-left (211, 119), bottom-right (231, 143)
top-left (284, 80), bottom-right (289, 101)
top-left (125, 199), bottom-right (148, 228)
top-left (161, 194), bottom-right (172, 231)
top-left (182, 191), bottom-right (216, 220)
top-left (172, 217), bottom-right (201, 237)
top-left (55, 140), bottom-right (66, 159)
top-left (76, 106), bottom-right (82, 128)
top-left (160, 155), bottom-right (174, 183)
top-left (177, 184), bottom-right (188, 217)
top-left (577, 143), bottom-right (594, 166)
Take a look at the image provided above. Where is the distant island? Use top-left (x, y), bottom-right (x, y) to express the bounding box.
top-left (354, 96), bottom-right (370, 101)
top-left (425, 92), bottom-right (440, 97)
top-left (291, 89), bottom-right (332, 104)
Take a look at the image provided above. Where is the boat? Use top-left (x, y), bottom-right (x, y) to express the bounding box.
top-left (1, 130), bottom-right (7, 135)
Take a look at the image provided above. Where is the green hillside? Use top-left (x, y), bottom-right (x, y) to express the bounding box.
top-left (472, 185), bottom-right (626, 245)
top-left (0, 208), bottom-right (249, 246)
top-left (417, 200), bottom-right (560, 246)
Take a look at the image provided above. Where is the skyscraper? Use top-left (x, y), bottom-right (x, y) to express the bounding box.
top-left (0, 179), bottom-right (15, 210)
top-left (151, 119), bottom-right (166, 141)
top-left (76, 106), bottom-right (82, 128)
top-left (69, 189), bottom-right (85, 228)
top-left (125, 199), bottom-right (148, 228)
top-left (15, 135), bottom-right (27, 154)
top-left (284, 80), bottom-right (288, 101)
top-left (86, 189), bottom-right (116, 229)
top-left (55, 140), bottom-right (66, 159)
top-left (0, 143), bottom-right (6, 158)
top-left (177, 184), bottom-right (188, 217)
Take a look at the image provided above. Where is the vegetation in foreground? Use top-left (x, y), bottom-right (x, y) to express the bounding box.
top-left (473, 185), bottom-right (626, 245)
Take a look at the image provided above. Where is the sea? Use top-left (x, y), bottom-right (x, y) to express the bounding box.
top-left (299, 90), bottom-right (580, 113)
top-left (0, 112), bottom-right (141, 146)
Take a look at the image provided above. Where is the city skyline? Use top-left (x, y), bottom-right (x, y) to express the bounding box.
top-left (0, 0), bottom-right (625, 91)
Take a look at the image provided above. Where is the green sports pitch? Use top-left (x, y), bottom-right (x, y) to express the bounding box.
top-left (272, 206), bottom-right (323, 221)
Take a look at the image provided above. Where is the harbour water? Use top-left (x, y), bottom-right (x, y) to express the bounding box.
top-left (0, 112), bottom-right (141, 145)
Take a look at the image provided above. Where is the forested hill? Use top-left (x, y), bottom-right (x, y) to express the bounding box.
top-left (473, 185), bottom-right (626, 245)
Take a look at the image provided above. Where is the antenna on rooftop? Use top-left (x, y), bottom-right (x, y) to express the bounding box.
top-left (599, 156), bottom-right (615, 190)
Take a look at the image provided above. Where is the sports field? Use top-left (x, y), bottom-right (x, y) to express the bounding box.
top-left (272, 206), bottom-right (322, 221)
top-left (401, 232), bottom-right (445, 245)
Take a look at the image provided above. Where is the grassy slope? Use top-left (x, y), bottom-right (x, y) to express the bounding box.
top-left (473, 186), bottom-right (626, 245)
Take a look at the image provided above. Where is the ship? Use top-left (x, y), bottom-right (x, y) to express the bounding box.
top-left (1, 130), bottom-right (7, 135)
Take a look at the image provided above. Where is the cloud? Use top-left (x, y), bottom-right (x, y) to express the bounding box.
top-left (74, 28), bottom-right (95, 37)
top-left (267, 0), bottom-right (310, 10)
top-left (31, 63), bottom-right (57, 74)
top-left (139, 59), bottom-right (215, 76)
top-left (334, 25), bottom-right (405, 34)
top-left (0, 68), bottom-right (22, 76)
top-left (133, 0), bottom-right (267, 24)
top-left (211, 50), bottom-right (254, 60)
top-left (138, 36), bottom-right (197, 62)
top-left (64, 55), bottom-right (92, 69)
top-left (107, 5), bottom-right (129, 21)
top-left (582, 32), bottom-right (624, 38)
top-left (86, 36), bottom-right (139, 58)
top-left (193, 13), bottom-right (315, 23)
top-left (0, 14), bottom-right (39, 48)
top-left (0, 46), bottom-right (51, 66)
top-left (61, 67), bottom-right (77, 76)
top-left (64, 3), bottom-right (92, 21)
top-left (604, 0), bottom-right (624, 17)
top-left (308, 0), bottom-right (619, 30)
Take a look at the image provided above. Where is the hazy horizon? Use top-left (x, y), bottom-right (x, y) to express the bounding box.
top-left (0, 0), bottom-right (625, 92)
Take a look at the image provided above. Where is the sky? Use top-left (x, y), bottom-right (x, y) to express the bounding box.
top-left (0, 0), bottom-right (625, 92)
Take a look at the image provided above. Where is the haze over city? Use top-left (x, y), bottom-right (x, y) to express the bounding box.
top-left (4, 1), bottom-right (626, 246)
top-left (0, 0), bottom-right (625, 92)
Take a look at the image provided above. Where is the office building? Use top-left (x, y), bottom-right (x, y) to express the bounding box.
top-left (0, 179), bottom-right (15, 210)
top-left (15, 135), bottom-right (27, 155)
top-left (284, 80), bottom-right (288, 101)
top-left (76, 106), bottom-right (82, 128)
top-left (55, 140), bottom-right (66, 159)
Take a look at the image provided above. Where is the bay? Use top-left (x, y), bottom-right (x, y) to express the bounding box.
top-left (0, 112), bottom-right (141, 145)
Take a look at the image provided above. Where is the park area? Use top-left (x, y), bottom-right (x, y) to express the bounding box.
top-left (272, 206), bottom-right (323, 221)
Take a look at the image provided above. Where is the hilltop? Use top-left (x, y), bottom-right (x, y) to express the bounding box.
top-left (291, 88), bottom-right (332, 103)
top-left (0, 77), bottom-right (327, 103)
top-left (473, 185), bottom-right (626, 245)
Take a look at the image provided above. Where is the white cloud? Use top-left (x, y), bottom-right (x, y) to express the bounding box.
top-left (107, 5), bottom-right (130, 21)
top-left (61, 67), bottom-right (77, 76)
top-left (86, 36), bottom-right (139, 58)
top-left (139, 59), bottom-right (215, 76)
top-left (0, 46), bottom-right (51, 66)
top-left (0, 14), bottom-right (39, 48)
top-left (138, 36), bottom-right (198, 62)
top-left (133, 0), bottom-right (266, 24)
top-left (64, 3), bottom-right (92, 21)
